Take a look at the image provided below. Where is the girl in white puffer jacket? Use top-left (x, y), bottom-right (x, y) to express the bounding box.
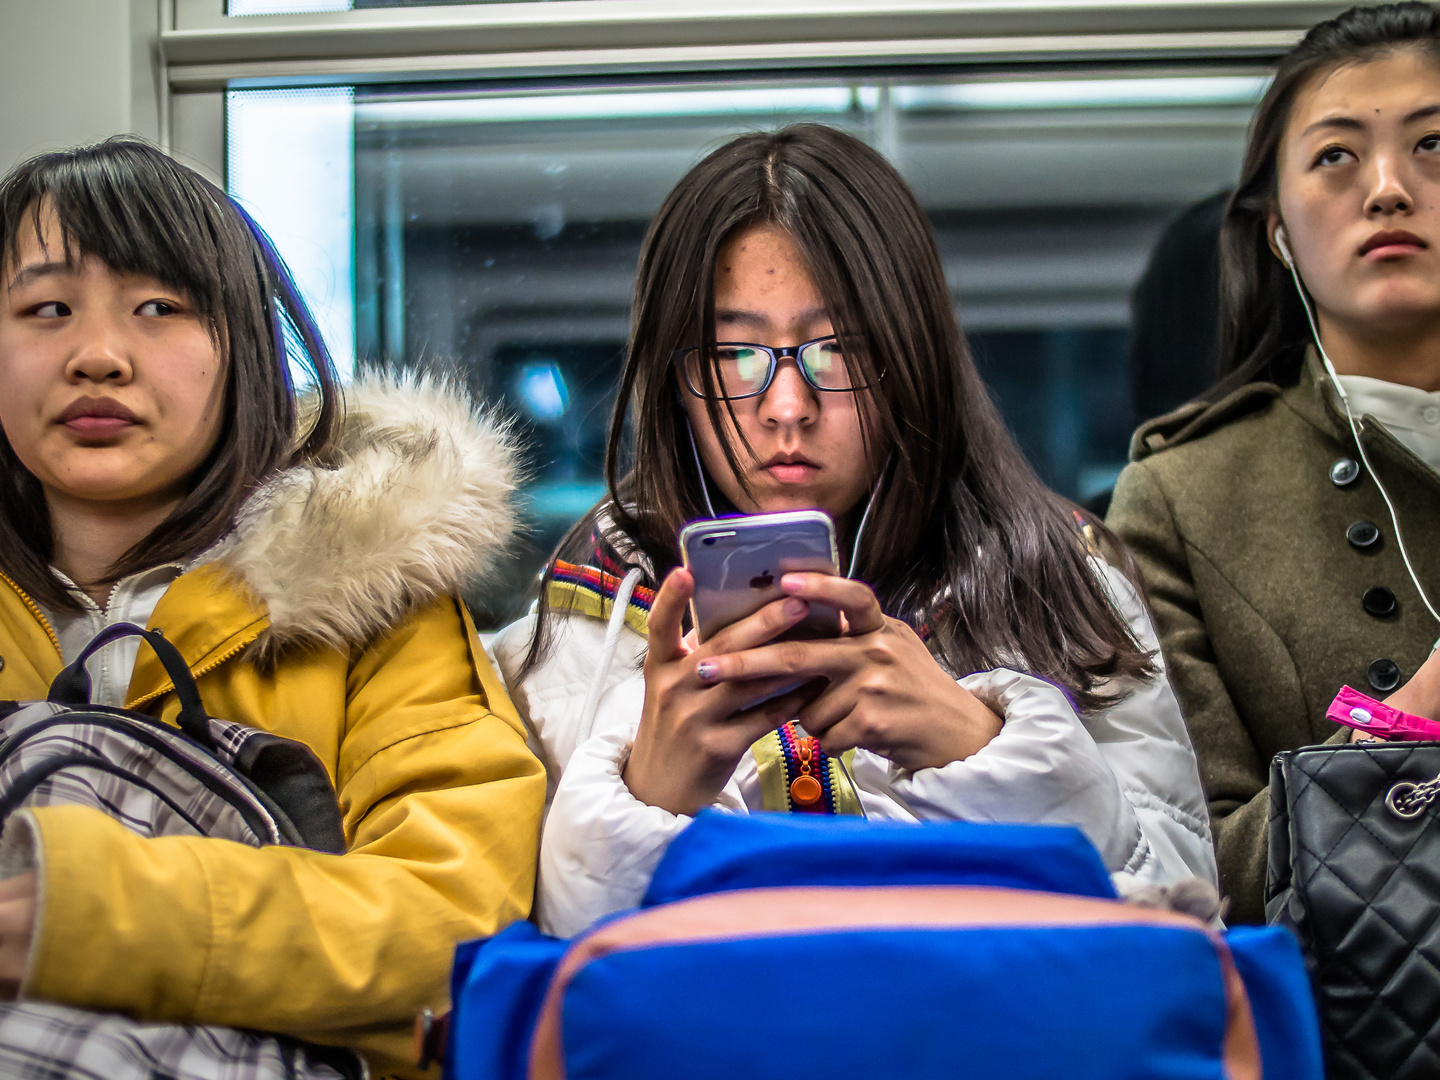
top-left (493, 123), bottom-right (1217, 939)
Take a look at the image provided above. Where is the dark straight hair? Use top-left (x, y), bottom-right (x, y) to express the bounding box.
top-left (0, 137), bottom-right (340, 612)
top-left (529, 122), bottom-right (1153, 712)
top-left (1214, 1), bottom-right (1440, 393)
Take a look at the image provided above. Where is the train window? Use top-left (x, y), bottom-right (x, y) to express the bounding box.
top-left (227, 74), bottom-right (1266, 627)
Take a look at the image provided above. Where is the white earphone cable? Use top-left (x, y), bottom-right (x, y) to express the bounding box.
top-left (685, 416), bottom-right (718, 518)
top-left (846, 453), bottom-right (891, 579)
top-left (1279, 230), bottom-right (1440, 628)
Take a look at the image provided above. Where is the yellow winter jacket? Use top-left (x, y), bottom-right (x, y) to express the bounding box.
top-left (0, 377), bottom-right (545, 1079)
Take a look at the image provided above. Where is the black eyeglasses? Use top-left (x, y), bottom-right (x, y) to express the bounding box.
top-left (671, 335), bottom-right (877, 400)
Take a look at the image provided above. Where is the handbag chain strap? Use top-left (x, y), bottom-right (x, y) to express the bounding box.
top-left (1386, 776), bottom-right (1440, 819)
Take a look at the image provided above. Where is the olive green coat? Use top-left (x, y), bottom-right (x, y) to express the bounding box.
top-left (1107, 352), bottom-right (1440, 923)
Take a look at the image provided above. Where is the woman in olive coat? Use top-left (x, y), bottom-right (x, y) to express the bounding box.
top-left (1109, 2), bottom-right (1440, 923)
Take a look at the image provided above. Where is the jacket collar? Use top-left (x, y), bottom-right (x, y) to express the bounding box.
top-left (1285, 346), bottom-right (1440, 492)
top-left (1283, 346), bottom-right (1357, 441)
top-left (1, 560), bottom-right (270, 707)
top-left (0, 571), bottom-right (65, 692)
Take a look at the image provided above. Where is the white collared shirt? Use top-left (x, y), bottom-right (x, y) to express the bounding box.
top-left (1336, 374), bottom-right (1440, 474)
top-left (37, 564), bottom-right (189, 708)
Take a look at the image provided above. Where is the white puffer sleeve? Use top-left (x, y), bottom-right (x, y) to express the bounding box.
top-left (537, 720), bottom-right (693, 937)
top-left (885, 667), bottom-right (1154, 879)
top-left (1086, 562), bottom-right (1217, 888)
top-left (491, 613), bottom-right (744, 938)
top-left (882, 561), bottom-right (1215, 892)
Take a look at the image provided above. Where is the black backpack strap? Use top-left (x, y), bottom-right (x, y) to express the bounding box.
top-left (47, 623), bottom-right (213, 747)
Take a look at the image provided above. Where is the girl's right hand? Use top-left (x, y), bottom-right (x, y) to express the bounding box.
top-left (623, 567), bottom-right (822, 815)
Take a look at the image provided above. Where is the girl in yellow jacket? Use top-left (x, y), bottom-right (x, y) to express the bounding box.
top-left (0, 138), bottom-right (545, 1077)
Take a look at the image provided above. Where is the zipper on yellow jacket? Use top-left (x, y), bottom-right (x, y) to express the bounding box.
top-left (0, 565), bottom-right (262, 712)
top-left (0, 570), bottom-right (62, 657)
top-left (125, 630), bottom-right (261, 711)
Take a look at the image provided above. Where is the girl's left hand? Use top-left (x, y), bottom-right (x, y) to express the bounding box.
top-left (695, 573), bottom-right (1003, 772)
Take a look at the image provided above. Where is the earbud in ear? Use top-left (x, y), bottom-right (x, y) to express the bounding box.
top-left (1275, 226), bottom-right (1294, 269)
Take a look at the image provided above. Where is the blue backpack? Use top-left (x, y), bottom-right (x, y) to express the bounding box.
top-left (445, 813), bottom-right (1321, 1080)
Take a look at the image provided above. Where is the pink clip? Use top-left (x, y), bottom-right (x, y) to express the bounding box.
top-left (1327, 686), bottom-right (1440, 741)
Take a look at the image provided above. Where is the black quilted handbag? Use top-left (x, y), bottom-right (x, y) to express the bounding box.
top-left (1267, 740), bottom-right (1440, 1080)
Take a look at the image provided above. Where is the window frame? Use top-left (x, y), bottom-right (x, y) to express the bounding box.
top-left (164, 0), bottom-right (1340, 176)
top-left (167, 0), bottom-right (1339, 92)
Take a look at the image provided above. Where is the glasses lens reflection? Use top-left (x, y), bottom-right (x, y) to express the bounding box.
top-left (718, 346), bottom-right (772, 395)
top-left (686, 339), bottom-right (862, 398)
top-left (800, 339), bottom-right (851, 389)
top-left (686, 346), bottom-right (772, 398)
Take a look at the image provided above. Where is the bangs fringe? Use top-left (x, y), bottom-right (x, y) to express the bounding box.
top-left (2, 142), bottom-right (227, 331)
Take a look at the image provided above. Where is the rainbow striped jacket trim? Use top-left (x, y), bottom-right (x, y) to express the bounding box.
top-left (547, 561), bottom-right (655, 637)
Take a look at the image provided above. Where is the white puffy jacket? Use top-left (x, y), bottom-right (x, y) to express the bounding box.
top-left (492, 560), bottom-right (1216, 938)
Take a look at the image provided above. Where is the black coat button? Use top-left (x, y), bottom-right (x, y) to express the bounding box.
top-left (0, 655), bottom-right (5, 673)
top-left (1363, 586), bottom-right (1397, 617)
top-left (1369, 658), bottom-right (1403, 692)
top-left (1347, 521), bottom-right (1381, 550)
top-left (1331, 457), bottom-right (1361, 486)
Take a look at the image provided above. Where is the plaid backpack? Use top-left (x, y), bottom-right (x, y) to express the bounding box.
top-left (0, 622), bottom-right (362, 1080)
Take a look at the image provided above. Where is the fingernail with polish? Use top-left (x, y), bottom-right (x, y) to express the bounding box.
top-left (696, 661), bottom-right (718, 682)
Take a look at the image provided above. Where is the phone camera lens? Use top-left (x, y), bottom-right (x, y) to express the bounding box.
top-left (703, 536), bottom-right (716, 546)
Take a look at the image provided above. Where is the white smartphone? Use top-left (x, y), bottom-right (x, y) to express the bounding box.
top-left (679, 510), bottom-right (842, 643)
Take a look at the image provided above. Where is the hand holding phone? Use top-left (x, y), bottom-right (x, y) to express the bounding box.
top-left (622, 563), bottom-right (830, 816)
top-left (679, 511), bottom-right (842, 643)
top-left (689, 570), bottom-right (1007, 774)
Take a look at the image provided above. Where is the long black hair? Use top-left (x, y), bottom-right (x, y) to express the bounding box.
top-left (0, 137), bottom-right (341, 612)
top-left (529, 123), bottom-right (1153, 712)
top-left (1214, 1), bottom-right (1440, 393)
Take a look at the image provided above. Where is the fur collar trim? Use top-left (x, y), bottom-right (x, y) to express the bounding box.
top-left (219, 374), bottom-right (518, 652)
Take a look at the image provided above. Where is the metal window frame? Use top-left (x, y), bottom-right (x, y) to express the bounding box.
top-left (164, 0), bottom-right (1344, 229)
top-left (166, 0), bottom-right (1350, 91)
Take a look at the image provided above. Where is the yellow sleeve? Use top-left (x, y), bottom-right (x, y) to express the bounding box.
top-left (22, 597), bottom-right (546, 1078)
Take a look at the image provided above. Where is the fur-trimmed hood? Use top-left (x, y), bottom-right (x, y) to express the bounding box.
top-left (219, 374), bottom-right (518, 652)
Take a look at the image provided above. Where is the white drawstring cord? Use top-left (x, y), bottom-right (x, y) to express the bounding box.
top-left (578, 566), bottom-right (644, 743)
